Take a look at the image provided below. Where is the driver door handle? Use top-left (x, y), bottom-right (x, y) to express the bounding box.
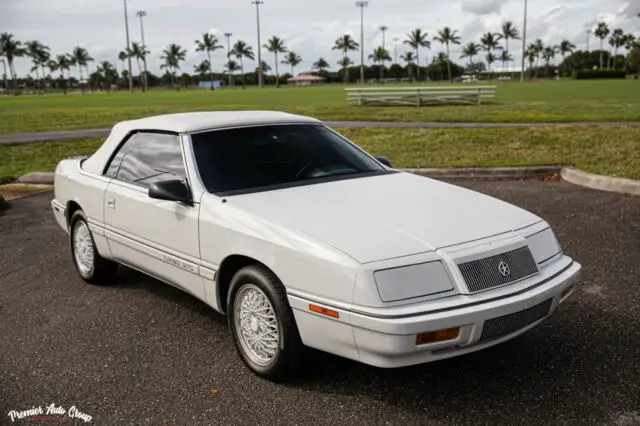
top-left (107, 198), bottom-right (115, 209)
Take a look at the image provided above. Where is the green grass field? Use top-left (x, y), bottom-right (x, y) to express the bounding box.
top-left (2, 126), bottom-right (638, 183)
top-left (1, 80), bottom-right (639, 134)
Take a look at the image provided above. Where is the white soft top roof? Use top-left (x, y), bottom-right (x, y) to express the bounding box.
top-left (82, 111), bottom-right (323, 174)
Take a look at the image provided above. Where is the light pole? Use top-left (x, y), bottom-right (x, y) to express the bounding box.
top-left (586, 29), bottom-right (591, 52)
top-left (520, 0), bottom-right (527, 82)
top-left (252, 0), bottom-right (264, 87)
top-left (355, 1), bottom-right (368, 84)
top-left (224, 32), bottom-right (233, 88)
top-left (380, 25), bottom-right (388, 49)
top-left (136, 10), bottom-right (148, 92)
top-left (123, 0), bottom-right (133, 92)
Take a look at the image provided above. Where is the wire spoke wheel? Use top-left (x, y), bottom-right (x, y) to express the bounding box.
top-left (234, 284), bottom-right (280, 366)
top-left (73, 221), bottom-right (94, 275)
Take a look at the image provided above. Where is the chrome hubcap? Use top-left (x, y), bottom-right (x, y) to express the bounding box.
top-left (234, 284), bottom-right (279, 366)
top-left (73, 221), bottom-right (94, 275)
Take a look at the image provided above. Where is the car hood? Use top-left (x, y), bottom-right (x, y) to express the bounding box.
top-left (226, 172), bottom-right (542, 264)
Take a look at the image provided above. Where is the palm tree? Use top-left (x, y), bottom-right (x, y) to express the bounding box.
top-left (160, 43), bottom-right (187, 89)
top-left (71, 46), bottom-right (93, 92)
top-left (263, 36), bottom-right (287, 88)
top-left (194, 60), bottom-right (210, 79)
top-left (403, 29), bottom-right (430, 80)
top-left (97, 61), bottom-right (118, 90)
top-left (37, 47), bottom-right (51, 92)
top-left (501, 21), bottom-right (520, 51)
top-left (542, 45), bottom-right (557, 76)
top-left (486, 52), bottom-right (497, 78)
top-left (332, 34), bottom-right (359, 84)
top-left (480, 32), bottom-right (502, 53)
top-left (368, 47), bottom-right (391, 81)
top-left (499, 50), bottom-right (513, 73)
top-left (624, 34), bottom-right (637, 72)
top-left (25, 40), bottom-right (49, 93)
top-left (0, 33), bottom-right (23, 94)
top-left (258, 61), bottom-right (271, 74)
top-left (501, 21), bottom-right (520, 71)
top-left (282, 51), bottom-right (302, 76)
top-left (460, 42), bottom-right (481, 72)
top-left (524, 47), bottom-right (534, 77)
top-left (225, 60), bottom-right (240, 85)
top-left (594, 22), bottom-right (610, 69)
top-left (557, 39), bottom-right (576, 75)
top-left (609, 29), bottom-right (625, 70)
top-left (117, 50), bottom-right (128, 75)
top-left (434, 52), bottom-right (448, 81)
top-left (312, 57), bottom-right (329, 73)
top-left (128, 42), bottom-right (149, 89)
top-left (400, 51), bottom-right (416, 81)
top-left (46, 59), bottom-right (59, 89)
top-left (231, 40), bottom-right (254, 89)
top-left (336, 56), bottom-right (353, 83)
top-left (195, 33), bottom-right (223, 90)
top-left (56, 54), bottom-right (72, 94)
top-left (528, 38), bottom-right (544, 77)
top-left (433, 27), bottom-right (461, 82)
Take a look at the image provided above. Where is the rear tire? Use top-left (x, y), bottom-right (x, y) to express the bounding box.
top-left (69, 209), bottom-right (118, 285)
top-left (227, 264), bottom-right (304, 381)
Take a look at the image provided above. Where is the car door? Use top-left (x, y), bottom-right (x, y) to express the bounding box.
top-left (102, 131), bottom-right (205, 301)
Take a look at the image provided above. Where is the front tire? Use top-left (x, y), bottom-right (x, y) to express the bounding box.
top-left (69, 210), bottom-right (118, 284)
top-left (227, 264), bottom-right (304, 381)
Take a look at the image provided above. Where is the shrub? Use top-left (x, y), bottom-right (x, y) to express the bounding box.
top-left (571, 70), bottom-right (627, 80)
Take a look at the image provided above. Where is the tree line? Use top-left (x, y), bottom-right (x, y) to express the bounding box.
top-left (1, 17), bottom-right (639, 93)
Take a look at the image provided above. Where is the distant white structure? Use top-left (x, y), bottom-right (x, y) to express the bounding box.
top-left (287, 71), bottom-right (325, 86)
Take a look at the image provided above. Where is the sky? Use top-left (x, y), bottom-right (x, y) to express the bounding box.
top-left (2, 0), bottom-right (640, 78)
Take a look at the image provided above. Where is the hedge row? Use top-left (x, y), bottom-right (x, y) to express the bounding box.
top-left (571, 70), bottom-right (627, 80)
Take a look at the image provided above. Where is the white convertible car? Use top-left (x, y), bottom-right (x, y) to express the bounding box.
top-left (51, 111), bottom-right (582, 381)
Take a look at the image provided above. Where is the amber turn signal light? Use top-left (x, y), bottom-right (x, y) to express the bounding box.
top-left (415, 327), bottom-right (460, 346)
top-left (560, 285), bottom-right (574, 300)
top-left (309, 304), bottom-right (340, 319)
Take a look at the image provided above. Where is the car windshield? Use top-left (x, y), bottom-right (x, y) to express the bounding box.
top-left (190, 124), bottom-right (388, 195)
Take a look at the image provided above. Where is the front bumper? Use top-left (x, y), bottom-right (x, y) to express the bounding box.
top-left (349, 255), bottom-right (581, 368)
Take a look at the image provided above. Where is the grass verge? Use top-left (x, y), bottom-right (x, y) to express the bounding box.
top-left (0, 126), bottom-right (638, 182)
top-left (0, 80), bottom-right (639, 133)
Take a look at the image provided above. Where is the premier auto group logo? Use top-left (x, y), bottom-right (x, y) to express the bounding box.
top-left (6, 403), bottom-right (93, 423)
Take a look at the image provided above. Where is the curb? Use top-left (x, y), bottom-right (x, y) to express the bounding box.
top-left (2, 188), bottom-right (54, 201)
top-left (16, 172), bottom-right (55, 184)
top-left (403, 165), bottom-right (563, 180)
top-left (560, 166), bottom-right (640, 197)
top-left (0, 128), bottom-right (111, 146)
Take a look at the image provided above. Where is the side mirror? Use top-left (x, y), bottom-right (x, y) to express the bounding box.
top-left (376, 156), bottom-right (392, 168)
top-left (148, 179), bottom-right (193, 205)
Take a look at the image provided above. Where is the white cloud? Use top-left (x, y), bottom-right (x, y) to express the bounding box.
top-left (461, 0), bottom-right (507, 15)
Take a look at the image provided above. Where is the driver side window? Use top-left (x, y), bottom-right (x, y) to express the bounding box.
top-left (110, 132), bottom-right (187, 188)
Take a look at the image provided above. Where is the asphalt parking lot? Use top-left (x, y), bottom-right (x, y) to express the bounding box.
top-left (1, 180), bottom-right (639, 425)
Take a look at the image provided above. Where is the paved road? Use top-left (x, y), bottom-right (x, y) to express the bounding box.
top-left (1, 181), bottom-right (639, 425)
top-left (2, 121), bottom-right (640, 145)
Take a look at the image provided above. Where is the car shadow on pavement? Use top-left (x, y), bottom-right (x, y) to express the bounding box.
top-left (285, 302), bottom-right (639, 421)
top-left (112, 265), bottom-right (228, 328)
top-left (102, 262), bottom-right (639, 423)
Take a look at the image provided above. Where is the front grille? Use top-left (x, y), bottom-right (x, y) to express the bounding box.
top-left (480, 298), bottom-right (552, 341)
top-left (457, 246), bottom-right (538, 292)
